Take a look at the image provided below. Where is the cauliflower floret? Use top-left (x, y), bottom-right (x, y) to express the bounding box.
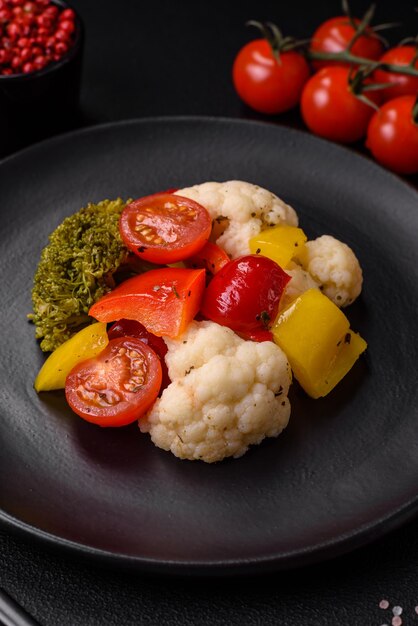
top-left (281, 263), bottom-right (320, 310)
top-left (140, 321), bottom-right (292, 463)
top-left (300, 235), bottom-right (363, 307)
top-left (175, 181), bottom-right (298, 259)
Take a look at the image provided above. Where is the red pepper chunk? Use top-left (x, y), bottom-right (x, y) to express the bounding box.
top-left (186, 241), bottom-right (230, 274)
top-left (89, 268), bottom-right (206, 338)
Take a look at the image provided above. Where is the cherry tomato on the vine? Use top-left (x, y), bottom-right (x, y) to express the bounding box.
top-left (310, 16), bottom-right (384, 69)
top-left (300, 66), bottom-right (381, 143)
top-left (373, 46), bottom-right (418, 102)
top-left (232, 39), bottom-right (311, 115)
top-left (201, 255), bottom-right (290, 334)
top-left (65, 337), bottom-right (162, 427)
top-left (366, 95), bottom-right (418, 175)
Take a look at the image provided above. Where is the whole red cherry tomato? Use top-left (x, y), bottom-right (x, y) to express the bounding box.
top-left (65, 337), bottom-right (162, 427)
top-left (300, 66), bottom-right (380, 143)
top-left (366, 95), bottom-right (418, 175)
top-left (310, 16), bottom-right (384, 69)
top-left (201, 255), bottom-right (290, 334)
top-left (232, 39), bottom-right (310, 114)
top-left (373, 46), bottom-right (418, 102)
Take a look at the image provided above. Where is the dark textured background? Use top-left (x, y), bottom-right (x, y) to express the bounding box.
top-left (1, 1), bottom-right (418, 625)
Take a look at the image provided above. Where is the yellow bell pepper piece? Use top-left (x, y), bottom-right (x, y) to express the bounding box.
top-left (34, 322), bottom-right (109, 392)
top-left (272, 289), bottom-right (366, 398)
top-left (313, 330), bottom-right (367, 398)
top-left (249, 225), bottom-right (307, 268)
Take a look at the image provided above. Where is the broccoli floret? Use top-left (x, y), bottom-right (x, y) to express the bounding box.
top-left (29, 198), bottom-right (130, 352)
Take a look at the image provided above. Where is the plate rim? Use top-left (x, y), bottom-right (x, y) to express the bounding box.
top-left (2, 494), bottom-right (418, 576)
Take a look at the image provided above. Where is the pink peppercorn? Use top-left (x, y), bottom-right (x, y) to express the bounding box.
top-left (0, 0), bottom-right (76, 76)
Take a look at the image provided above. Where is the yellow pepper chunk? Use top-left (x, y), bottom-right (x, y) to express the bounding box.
top-left (34, 322), bottom-right (109, 392)
top-left (249, 225), bottom-right (307, 268)
top-left (272, 289), bottom-right (366, 398)
top-left (313, 330), bottom-right (367, 398)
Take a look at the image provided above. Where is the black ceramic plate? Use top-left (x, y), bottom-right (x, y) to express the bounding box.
top-left (1, 117), bottom-right (418, 575)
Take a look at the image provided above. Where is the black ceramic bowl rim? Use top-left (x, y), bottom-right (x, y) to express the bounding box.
top-left (0, 0), bottom-right (83, 82)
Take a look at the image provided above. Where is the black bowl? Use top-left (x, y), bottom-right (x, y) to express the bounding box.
top-left (0, 0), bottom-right (84, 156)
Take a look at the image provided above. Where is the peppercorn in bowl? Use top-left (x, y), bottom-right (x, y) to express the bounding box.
top-left (0, 0), bottom-right (83, 154)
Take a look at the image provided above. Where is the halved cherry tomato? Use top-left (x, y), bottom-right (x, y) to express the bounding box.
top-left (108, 319), bottom-right (170, 392)
top-left (201, 255), bottom-right (290, 334)
top-left (186, 241), bottom-right (230, 274)
top-left (310, 16), bottom-right (384, 69)
top-left (373, 46), bottom-right (418, 102)
top-left (119, 193), bottom-right (212, 264)
top-left (65, 337), bottom-right (162, 427)
top-left (89, 268), bottom-right (206, 338)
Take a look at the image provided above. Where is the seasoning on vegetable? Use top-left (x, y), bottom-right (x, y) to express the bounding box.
top-left (249, 225), bottom-right (307, 268)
